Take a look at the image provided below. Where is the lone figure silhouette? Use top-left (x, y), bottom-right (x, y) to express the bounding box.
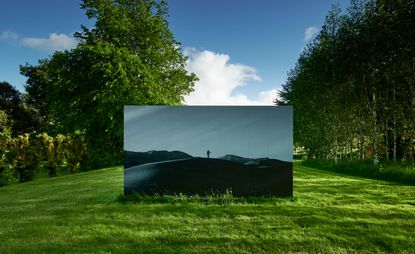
top-left (207, 150), bottom-right (211, 158)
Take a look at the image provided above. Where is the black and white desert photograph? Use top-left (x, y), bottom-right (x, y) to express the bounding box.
top-left (124, 106), bottom-right (293, 196)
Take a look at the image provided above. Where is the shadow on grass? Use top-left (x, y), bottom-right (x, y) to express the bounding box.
top-left (301, 159), bottom-right (415, 185)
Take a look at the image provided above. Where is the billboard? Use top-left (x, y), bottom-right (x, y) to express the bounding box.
top-left (124, 106), bottom-right (293, 196)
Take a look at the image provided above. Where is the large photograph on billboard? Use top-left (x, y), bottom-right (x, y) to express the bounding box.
top-left (124, 106), bottom-right (293, 196)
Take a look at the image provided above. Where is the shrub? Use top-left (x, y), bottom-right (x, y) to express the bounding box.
top-left (0, 110), bottom-right (17, 185)
top-left (64, 132), bottom-right (87, 174)
top-left (9, 134), bottom-right (43, 182)
top-left (38, 133), bottom-right (87, 176)
top-left (1, 127), bottom-right (88, 186)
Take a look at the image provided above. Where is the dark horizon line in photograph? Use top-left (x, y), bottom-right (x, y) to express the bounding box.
top-left (124, 149), bottom-right (292, 169)
top-left (124, 149), bottom-right (293, 162)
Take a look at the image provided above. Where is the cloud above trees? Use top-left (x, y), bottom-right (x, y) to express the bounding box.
top-left (184, 48), bottom-right (277, 105)
top-left (0, 31), bottom-right (77, 52)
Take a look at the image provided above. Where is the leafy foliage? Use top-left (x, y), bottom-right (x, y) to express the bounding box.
top-left (0, 110), bottom-right (16, 186)
top-left (20, 60), bottom-right (51, 130)
top-left (0, 128), bottom-right (87, 185)
top-left (21, 0), bottom-right (196, 168)
top-left (38, 132), bottom-right (87, 176)
top-left (8, 134), bottom-right (40, 182)
top-left (279, 0), bottom-right (415, 165)
top-left (0, 81), bottom-right (45, 135)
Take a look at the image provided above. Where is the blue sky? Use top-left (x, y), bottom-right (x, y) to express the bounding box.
top-left (0, 0), bottom-right (349, 105)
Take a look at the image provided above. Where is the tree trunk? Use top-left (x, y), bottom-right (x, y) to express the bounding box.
top-left (326, 146), bottom-right (330, 160)
top-left (393, 111), bottom-right (397, 161)
top-left (360, 120), bottom-right (365, 160)
top-left (411, 70), bottom-right (415, 163)
top-left (334, 134), bottom-right (338, 164)
top-left (372, 91), bottom-right (378, 165)
top-left (411, 130), bottom-right (414, 163)
top-left (385, 119), bottom-right (389, 161)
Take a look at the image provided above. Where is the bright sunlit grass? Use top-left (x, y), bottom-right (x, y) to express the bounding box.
top-left (0, 162), bottom-right (414, 253)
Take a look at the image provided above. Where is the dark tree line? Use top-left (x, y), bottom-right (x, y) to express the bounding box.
top-left (0, 82), bottom-right (46, 135)
top-left (277, 0), bottom-right (415, 165)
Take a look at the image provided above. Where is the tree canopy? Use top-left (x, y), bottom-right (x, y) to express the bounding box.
top-left (277, 0), bottom-right (415, 164)
top-left (21, 0), bottom-right (197, 168)
top-left (0, 81), bottom-right (45, 135)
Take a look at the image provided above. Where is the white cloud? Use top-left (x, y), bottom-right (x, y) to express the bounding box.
top-left (20, 33), bottom-right (78, 52)
top-left (0, 31), bottom-right (19, 41)
top-left (304, 26), bottom-right (320, 42)
top-left (1, 31), bottom-right (77, 52)
top-left (257, 89), bottom-right (279, 104)
top-left (184, 48), bottom-right (277, 105)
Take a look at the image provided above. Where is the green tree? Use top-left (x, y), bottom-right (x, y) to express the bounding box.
top-left (22, 0), bottom-right (197, 168)
top-left (20, 60), bottom-right (52, 131)
top-left (0, 81), bottom-right (45, 135)
top-left (278, 0), bottom-right (415, 165)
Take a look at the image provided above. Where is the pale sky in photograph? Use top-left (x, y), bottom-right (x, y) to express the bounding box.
top-left (124, 106), bottom-right (293, 161)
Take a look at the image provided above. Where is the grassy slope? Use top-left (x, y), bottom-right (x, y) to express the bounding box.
top-left (0, 163), bottom-right (414, 253)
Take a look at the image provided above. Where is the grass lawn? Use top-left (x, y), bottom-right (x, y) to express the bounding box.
top-left (0, 162), bottom-right (414, 253)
